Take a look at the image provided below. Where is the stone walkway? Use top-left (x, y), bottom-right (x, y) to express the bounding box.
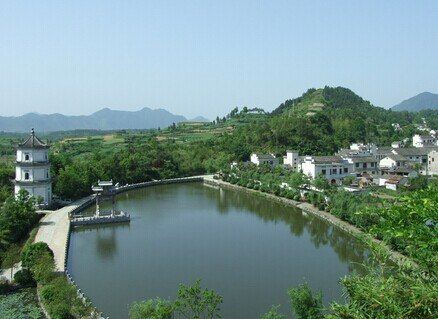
top-left (34, 196), bottom-right (94, 272)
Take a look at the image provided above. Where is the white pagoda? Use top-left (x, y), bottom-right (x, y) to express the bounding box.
top-left (14, 129), bottom-right (52, 206)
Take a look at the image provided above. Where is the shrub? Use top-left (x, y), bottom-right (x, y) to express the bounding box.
top-left (31, 251), bottom-right (56, 284)
top-left (21, 242), bottom-right (53, 268)
top-left (50, 303), bottom-right (71, 319)
top-left (14, 268), bottom-right (36, 287)
top-left (130, 298), bottom-right (173, 319)
top-left (41, 276), bottom-right (78, 319)
top-left (288, 284), bottom-right (324, 319)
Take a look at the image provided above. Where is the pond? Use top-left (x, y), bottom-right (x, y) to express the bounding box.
top-left (67, 182), bottom-right (370, 319)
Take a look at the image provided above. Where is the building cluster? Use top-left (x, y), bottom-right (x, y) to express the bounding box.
top-left (248, 134), bottom-right (438, 190)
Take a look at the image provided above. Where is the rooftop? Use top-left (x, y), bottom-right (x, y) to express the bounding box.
top-left (385, 154), bottom-right (408, 161)
top-left (18, 129), bottom-right (49, 149)
top-left (305, 155), bottom-right (345, 164)
top-left (393, 147), bottom-right (437, 156)
top-left (347, 156), bottom-right (377, 163)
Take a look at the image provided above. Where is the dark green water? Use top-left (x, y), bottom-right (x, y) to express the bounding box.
top-left (67, 183), bottom-right (369, 319)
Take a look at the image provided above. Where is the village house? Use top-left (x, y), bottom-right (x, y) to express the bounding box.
top-left (391, 139), bottom-right (409, 148)
top-left (283, 150), bottom-right (300, 171)
top-left (391, 147), bottom-right (437, 173)
top-left (345, 156), bottom-right (379, 176)
top-left (379, 175), bottom-right (410, 191)
top-left (379, 154), bottom-right (409, 169)
top-left (428, 150), bottom-right (438, 175)
top-left (250, 153), bottom-right (279, 167)
top-left (412, 134), bottom-right (437, 148)
top-left (372, 146), bottom-right (394, 161)
top-left (391, 123), bottom-right (402, 131)
top-left (300, 155), bottom-right (353, 184)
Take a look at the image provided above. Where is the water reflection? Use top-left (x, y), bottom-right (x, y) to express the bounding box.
top-left (68, 182), bottom-right (372, 319)
top-left (200, 184), bottom-right (369, 273)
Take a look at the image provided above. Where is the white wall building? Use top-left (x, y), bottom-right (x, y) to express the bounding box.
top-left (412, 134), bottom-right (437, 148)
top-left (250, 153), bottom-right (279, 167)
top-left (14, 129), bottom-right (52, 206)
top-left (428, 150), bottom-right (438, 175)
top-left (345, 156), bottom-right (379, 176)
top-left (379, 155), bottom-right (408, 168)
top-left (300, 156), bottom-right (353, 184)
top-left (283, 150), bottom-right (300, 171)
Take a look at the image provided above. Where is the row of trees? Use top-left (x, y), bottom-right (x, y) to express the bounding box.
top-left (129, 280), bottom-right (324, 319)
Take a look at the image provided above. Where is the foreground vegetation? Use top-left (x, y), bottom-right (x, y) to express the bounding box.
top-left (20, 242), bottom-right (97, 319)
top-left (0, 288), bottom-right (45, 319)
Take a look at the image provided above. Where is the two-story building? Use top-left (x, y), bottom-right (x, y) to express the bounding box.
top-left (428, 150), bottom-right (438, 175)
top-left (283, 150), bottom-right (300, 171)
top-left (345, 156), bottom-right (379, 176)
top-left (379, 154), bottom-right (409, 169)
top-left (250, 153), bottom-right (279, 167)
top-left (300, 156), bottom-right (353, 184)
top-left (412, 134), bottom-right (437, 148)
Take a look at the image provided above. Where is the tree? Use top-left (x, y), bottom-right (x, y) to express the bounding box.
top-left (260, 305), bottom-right (286, 319)
top-left (288, 284), bottom-right (324, 319)
top-left (130, 280), bottom-right (223, 319)
top-left (312, 174), bottom-right (331, 191)
top-left (130, 298), bottom-right (173, 319)
top-left (288, 172), bottom-right (308, 189)
top-left (0, 190), bottom-right (38, 245)
top-left (174, 280), bottom-right (223, 319)
top-left (342, 175), bottom-right (355, 186)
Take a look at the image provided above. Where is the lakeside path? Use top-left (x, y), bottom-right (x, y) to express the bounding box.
top-left (34, 196), bottom-right (94, 272)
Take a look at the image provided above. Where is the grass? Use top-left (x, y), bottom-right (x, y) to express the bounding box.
top-left (0, 288), bottom-right (45, 319)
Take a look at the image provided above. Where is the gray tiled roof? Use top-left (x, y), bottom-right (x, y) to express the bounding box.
top-left (393, 147), bottom-right (437, 156)
top-left (18, 129), bottom-right (48, 149)
top-left (310, 156), bottom-right (344, 164)
top-left (385, 154), bottom-right (408, 161)
top-left (348, 156), bottom-right (378, 163)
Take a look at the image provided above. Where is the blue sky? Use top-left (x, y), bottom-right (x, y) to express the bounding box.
top-left (1, 1), bottom-right (437, 119)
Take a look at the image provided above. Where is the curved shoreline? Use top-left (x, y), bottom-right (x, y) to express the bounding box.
top-left (203, 176), bottom-right (411, 267)
top-left (34, 175), bottom-right (411, 318)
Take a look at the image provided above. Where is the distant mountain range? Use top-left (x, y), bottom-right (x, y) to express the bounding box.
top-left (0, 107), bottom-right (209, 132)
top-left (391, 92), bottom-right (438, 112)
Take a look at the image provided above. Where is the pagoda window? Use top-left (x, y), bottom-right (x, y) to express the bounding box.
top-left (24, 171), bottom-right (30, 180)
top-left (24, 153), bottom-right (30, 161)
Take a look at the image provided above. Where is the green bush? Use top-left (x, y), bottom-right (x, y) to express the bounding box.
top-left (14, 268), bottom-right (36, 287)
top-left (288, 284), bottom-right (324, 319)
top-left (50, 303), bottom-right (71, 319)
top-left (21, 242), bottom-right (53, 268)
